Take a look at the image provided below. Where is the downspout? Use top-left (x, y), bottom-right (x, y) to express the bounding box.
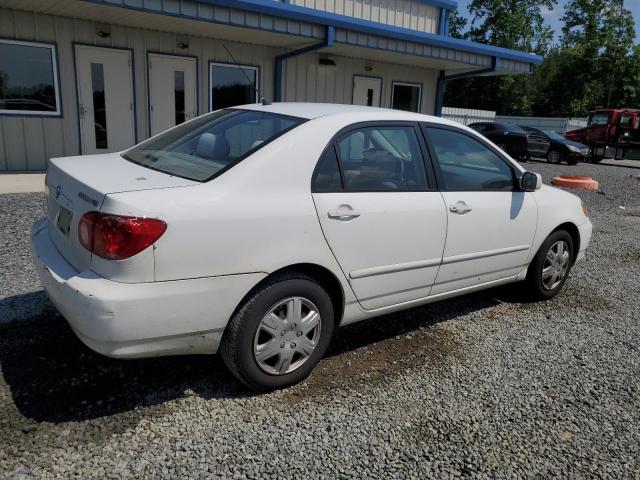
top-left (434, 57), bottom-right (500, 116)
top-left (438, 8), bottom-right (450, 37)
top-left (274, 25), bottom-right (335, 102)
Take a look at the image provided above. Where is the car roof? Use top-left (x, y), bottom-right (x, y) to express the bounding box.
top-left (231, 102), bottom-right (459, 126)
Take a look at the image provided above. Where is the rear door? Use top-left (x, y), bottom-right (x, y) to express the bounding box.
top-left (312, 123), bottom-right (447, 310)
top-left (421, 125), bottom-right (537, 295)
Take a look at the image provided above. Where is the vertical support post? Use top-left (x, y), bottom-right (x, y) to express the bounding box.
top-left (434, 71), bottom-right (446, 117)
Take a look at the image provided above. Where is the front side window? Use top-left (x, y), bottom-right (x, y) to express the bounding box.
top-left (0, 39), bottom-right (60, 115)
top-left (590, 112), bottom-right (610, 125)
top-left (335, 126), bottom-right (428, 191)
top-left (391, 82), bottom-right (422, 113)
top-left (425, 127), bottom-right (515, 191)
top-left (619, 114), bottom-right (633, 127)
top-left (210, 63), bottom-right (258, 111)
top-left (123, 109), bottom-right (304, 181)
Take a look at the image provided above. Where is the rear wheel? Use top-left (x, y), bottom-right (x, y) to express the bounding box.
top-left (525, 230), bottom-right (574, 300)
top-left (547, 149), bottom-right (563, 164)
top-left (220, 274), bottom-right (335, 390)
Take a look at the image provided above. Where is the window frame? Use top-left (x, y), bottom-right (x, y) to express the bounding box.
top-left (311, 121), bottom-right (437, 193)
top-left (208, 61), bottom-right (259, 112)
top-left (390, 81), bottom-right (422, 113)
top-left (0, 38), bottom-right (62, 117)
top-left (420, 123), bottom-right (522, 193)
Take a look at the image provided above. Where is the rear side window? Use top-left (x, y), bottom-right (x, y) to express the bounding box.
top-left (424, 127), bottom-right (515, 191)
top-left (335, 126), bottom-right (428, 191)
top-left (123, 109), bottom-right (304, 182)
top-left (313, 147), bottom-right (342, 192)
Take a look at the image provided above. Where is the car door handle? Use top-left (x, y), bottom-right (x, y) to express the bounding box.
top-left (450, 201), bottom-right (472, 214)
top-left (328, 205), bottom-right (361, 220)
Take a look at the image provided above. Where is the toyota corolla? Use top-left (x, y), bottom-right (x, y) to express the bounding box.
top-left (31, 103), bottom-right (592, 390)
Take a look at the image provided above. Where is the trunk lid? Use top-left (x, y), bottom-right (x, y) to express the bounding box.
top-left (46, 152), bottom-right (197, 272)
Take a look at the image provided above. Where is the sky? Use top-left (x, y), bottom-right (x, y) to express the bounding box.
top-left (455, 0), bottom-right (640, 45)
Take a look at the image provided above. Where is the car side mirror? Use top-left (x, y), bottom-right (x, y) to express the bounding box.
top-left (520, 171), bottom-right (542, 191)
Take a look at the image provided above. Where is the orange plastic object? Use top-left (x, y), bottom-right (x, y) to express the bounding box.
top-left (551, 175), bottom-right (599, 190)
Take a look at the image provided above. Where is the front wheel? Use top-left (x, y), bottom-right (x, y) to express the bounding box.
top-left (220, 274), bottom-right (335, 390)
top-left (525, 230), bottom-right (574, 300)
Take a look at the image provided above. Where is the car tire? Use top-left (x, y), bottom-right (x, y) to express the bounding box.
top-left (547, 149), bottom-right (563, 164)
top-left (525, 230), bottom-right (574, 300)
top-left (220, 273), bottom-right (335, 391)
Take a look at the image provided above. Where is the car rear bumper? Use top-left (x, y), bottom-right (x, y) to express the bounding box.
top-left (31, 218), bottom-right (266, 358)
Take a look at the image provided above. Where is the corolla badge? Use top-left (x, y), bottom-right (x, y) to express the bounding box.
top-left (55, 185), bottom-right (62, 199)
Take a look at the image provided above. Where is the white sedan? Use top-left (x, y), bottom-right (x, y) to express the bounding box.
top-left (31, 103), bottom-right (592, 390)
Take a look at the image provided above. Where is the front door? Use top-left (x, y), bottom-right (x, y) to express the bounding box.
top-left (422, 125), bottom-right (537, 295)
top-left (75, 45), bottom-right (135, 155)
top-left (312, 123), bottom-right (447, 310)
top-left (352, 76), bottom-right (382, 107)
top-left (148, 53), bottom-right (197, 136)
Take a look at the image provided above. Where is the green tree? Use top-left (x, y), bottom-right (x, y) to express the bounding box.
top-left (558, 0), bottom-right (636, 112)
top-left (443, 0), bottom-right (557, 115)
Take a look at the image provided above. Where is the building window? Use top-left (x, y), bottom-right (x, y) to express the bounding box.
top-left (209, 62), bottom-right (258, 111)
top-left (391, 82), bottom-right (422, 113)
top-left (0, 39), bottom-right (61, 116)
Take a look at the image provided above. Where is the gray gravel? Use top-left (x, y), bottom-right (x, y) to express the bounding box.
top-left (1, 160), bottom-right (639, 479)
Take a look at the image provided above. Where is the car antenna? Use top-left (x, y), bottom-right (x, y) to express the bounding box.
top-left (222, 44), bottom-right (271, 105)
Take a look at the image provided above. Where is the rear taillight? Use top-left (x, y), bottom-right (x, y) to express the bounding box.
top-left (78, 212), bottom-right (167, 260)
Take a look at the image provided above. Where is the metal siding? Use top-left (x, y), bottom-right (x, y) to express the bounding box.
top-left (0, 7), bottom-right (281, 171)
top-left (291, 0), bottom-right (439, 33)
top-left (282, 52), bottom-right (438, 114)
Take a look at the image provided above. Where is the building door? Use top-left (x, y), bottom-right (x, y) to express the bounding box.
top-left (148, 53), bottom-right (197, 136)
top-left (75, 45), bottom-right (135, 155)
top-left (352, 76), bottom-right (381, 107)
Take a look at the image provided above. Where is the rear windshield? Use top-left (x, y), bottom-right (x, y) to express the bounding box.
top-left (123, 109), bottom-right (305, 181)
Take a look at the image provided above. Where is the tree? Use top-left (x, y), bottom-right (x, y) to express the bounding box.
top-left (448, 9), bottom-right (468, 39)
top-left (558, 0), bottom-right (636, 113)
top-left (443, 0), bottom-right (557, 115)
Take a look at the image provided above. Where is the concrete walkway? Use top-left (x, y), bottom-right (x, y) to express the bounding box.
top-left (0, 173), bottom-right (45, 194)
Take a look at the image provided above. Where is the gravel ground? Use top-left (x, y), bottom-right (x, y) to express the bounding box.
top-left (1, 160), bottom-right (639, 479)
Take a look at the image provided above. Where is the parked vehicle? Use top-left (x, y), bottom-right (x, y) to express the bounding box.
top-left (468, 122), bottom-right (549, 161)
top-left (565, 108), bottom-right (640, 162)
top-left (520, 126), bottom-right (590, 165)
top-left (32, 104), bottom-right (592, 390)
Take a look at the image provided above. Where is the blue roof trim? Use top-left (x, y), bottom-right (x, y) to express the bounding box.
top-left (197, 0), bottom-right (543, 65)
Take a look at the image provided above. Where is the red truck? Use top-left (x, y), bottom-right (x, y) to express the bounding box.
top-left (565, 108), bottom-right (640, 162)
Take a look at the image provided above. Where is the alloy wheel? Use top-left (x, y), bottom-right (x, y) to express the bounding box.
top-left (547, 150), bottom-right (561, 163)
top-left (253, 297), bottom-right (322, 375)
top-left (541, 240), bottom-right (570, 290)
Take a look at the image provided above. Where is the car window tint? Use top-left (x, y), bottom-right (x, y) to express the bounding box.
top-left (425, 127), bottom-right (514, 191)
top-left (313, 147), bottom-right (342, 191)
top-left (337, 126), bottom-right (428, 191)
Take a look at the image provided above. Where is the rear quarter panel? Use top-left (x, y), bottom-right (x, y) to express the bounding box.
top-left (102, 116), bottom-right (367, 302)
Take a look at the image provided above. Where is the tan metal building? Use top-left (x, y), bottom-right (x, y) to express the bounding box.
top-left (0, 0), bottom-right (541, 171)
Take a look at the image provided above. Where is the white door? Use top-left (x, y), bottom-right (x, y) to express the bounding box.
top-left (75, 45), bottom-right (135, 155)
top-left (352, 76), bottom-right (382, 107)
top-left (148, 54), bottom-right (197, 136)
top-left (422, 126), bottom-right (538, 295)
top-left (312, 124), bottom-right (447, 310)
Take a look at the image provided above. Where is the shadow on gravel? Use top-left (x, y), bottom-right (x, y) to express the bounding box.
top-left (0, 286), bottom-right (528, 423)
